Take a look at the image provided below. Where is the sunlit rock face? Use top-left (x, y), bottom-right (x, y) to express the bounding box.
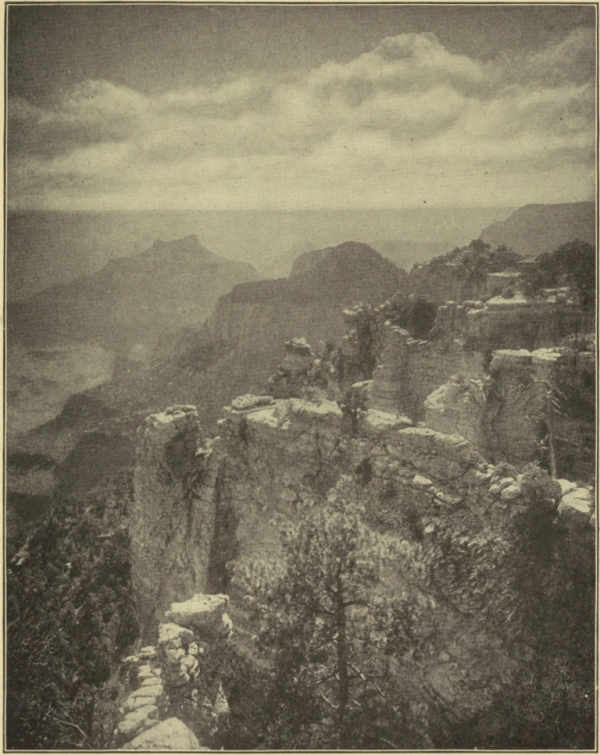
top-left (425, 376), bottom-right (487, 450)
top-left (131, 390), bottom-right (595, 634)
top-left (369, 320), bottom-right (485, 421)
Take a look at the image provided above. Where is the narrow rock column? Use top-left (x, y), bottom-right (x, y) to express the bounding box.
top-left (369, 324), bottom-right (410, 414)
top-left (132, 406), bottom-right (220, 641)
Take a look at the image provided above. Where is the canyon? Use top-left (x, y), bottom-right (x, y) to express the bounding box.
top-left (6, 207), bottom-right (596, 749)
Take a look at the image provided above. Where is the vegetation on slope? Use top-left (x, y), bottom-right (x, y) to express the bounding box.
top-left (220, 467), bottom-right (594, 749)
top-left (6, 472), bottom-right (139, 749)
top-left (522, 239), bottom-right (596, 309)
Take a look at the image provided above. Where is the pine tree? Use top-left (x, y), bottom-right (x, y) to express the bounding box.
top-left (234, 477), bottom-right (428, 749)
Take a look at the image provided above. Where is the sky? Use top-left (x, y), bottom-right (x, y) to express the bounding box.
top-left (7, 4), bottom-right (597, 211)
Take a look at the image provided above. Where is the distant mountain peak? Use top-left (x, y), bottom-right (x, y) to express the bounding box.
top-left (144, 234), bottom-right (216, 260)
top-left (9, 235), bottom-right (258, 352)
top-left (290, 240), bottom-right (397, 278)
top-left (151, 234), bottom-right (200, 250)
top-left (479, 202), bottom-right (595, 258)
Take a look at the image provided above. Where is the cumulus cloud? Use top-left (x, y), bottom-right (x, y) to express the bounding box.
top-left (8, 29), bottom-right (595, 210)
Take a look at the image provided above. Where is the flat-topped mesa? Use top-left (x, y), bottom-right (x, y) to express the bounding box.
top-left (132, 407), bottom-right (221, 642)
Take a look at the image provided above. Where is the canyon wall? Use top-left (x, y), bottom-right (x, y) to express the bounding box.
top-left (369, 324), bottom-right (485, 419)
top-left (131, 394), bottom-right (595, 619)
top-left (130, 393), bottom-right (594, 722)
top-left (366, 299), bottom-right (594, 477)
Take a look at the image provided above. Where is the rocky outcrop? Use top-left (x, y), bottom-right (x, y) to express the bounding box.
top-left (369, 321), bottom-right (485, 420)
top-left (430, 297), bottom-right (592, 352)
top-left (363, 296), bottom-right (594, 480)
top-left (129, 391), bottom-right (594, 728)
top-left (485, 347), bottom-right (595, 475)
top-left (424, 376), bottom-right (487, 450)
top-left (463, 297), bottom-right (591, 351)
top-left (122, 718), bottom-right (207, 751)
top-left (131, 383), bottom-right (594, 626)
top-left (116, 593), bottom-right (232, 750)
top-left (266, 338), bottom-right (324, 399)
top-left (422, 344), bottom-right (595, 479)
top-left (137, 396), bottom-right (593, 594)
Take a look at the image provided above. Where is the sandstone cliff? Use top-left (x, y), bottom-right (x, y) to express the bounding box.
top-left (132, 407), bottom-right (221, 642)
top-left (367, 306), bottom-right (594, 478)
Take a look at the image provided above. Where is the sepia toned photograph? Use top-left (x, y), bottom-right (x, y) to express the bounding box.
top-left (5, 2), bottom-right (597, 750)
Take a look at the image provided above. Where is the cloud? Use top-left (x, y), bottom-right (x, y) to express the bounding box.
top-left (8, 29), bottom-right (595, 210)
top-left (519, 26), bottom-right (596, 86)
top-left (308, 32), bottom-right (486, 100)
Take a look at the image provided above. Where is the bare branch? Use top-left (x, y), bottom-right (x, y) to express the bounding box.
top-left (49, 715), bottom-right (90, 744)
top-left (318, 691), bottom-right (337, 710)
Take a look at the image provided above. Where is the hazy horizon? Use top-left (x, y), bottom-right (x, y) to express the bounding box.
top-left (8, 205), bottom-right (517, 300)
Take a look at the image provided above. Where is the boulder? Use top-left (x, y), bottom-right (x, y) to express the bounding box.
top-left (158, 623), bottom-right (195, 648)
top-left (231, 394), bottom-right (274, 411)
top-left (558, 488), bottom-right (594, 525)
top-left (501, 484), bottom-right (521, 501)
top-left (412, 474), bottom-right (433, 489)
top-left (557, 479), bottom-right (578, 497)
top-left (165, 594), bottom-right (230, 636)
top-left (121, 717), bottom-right (207, 750)
top-left (117, 705), bottom-right (158, 738)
